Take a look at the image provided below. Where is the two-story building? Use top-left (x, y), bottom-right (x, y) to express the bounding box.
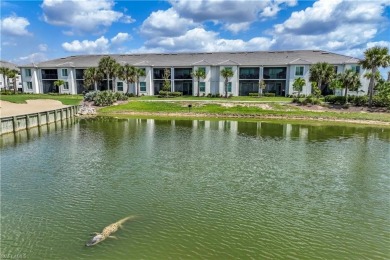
top-left (0, 60), bottom-right (22, 91)
top-left (18, 50), bottom-right (368, 96)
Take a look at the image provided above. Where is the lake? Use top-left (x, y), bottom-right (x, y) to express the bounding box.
top-left (1, 118), bottom-right (389, 259)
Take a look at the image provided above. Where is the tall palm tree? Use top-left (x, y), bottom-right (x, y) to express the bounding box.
top-left (293, 77), bottom-right (305, 101)
top-left (220, 67), bottom-right (234, 98)
top-left (191, 68), bottom-right (206, 97)
top-left (0, 67), bottom-right (10, 90)
top-left (360, 46), bottom-right (390, 107)
top-left (111, 63), bottom-right (122, 92)
top-left (98, 56), bottom-right (118, 91)
top-left (339, 69), bottom-right (361, 104)
top-left (309, 62), bottom-right (335, 94)
top-left (119, 64), bottom-right (136, 94)
top-left (134, 68), bottom-right (146, 97)
top-left (7, 69), bottom-right (19, 93)
top-left (84, 67), bottom-right (103, 91)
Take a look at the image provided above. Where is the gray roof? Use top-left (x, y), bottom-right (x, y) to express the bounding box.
top-left (20, 50), bottom-right (360, 68)
top-left (0, 60), bottom-right (19, 71)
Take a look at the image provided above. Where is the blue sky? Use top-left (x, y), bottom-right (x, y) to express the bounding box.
top-left (1, 0), bottom-right (390, 66)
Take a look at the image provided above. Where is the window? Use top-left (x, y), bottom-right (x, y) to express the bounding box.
top-left (61, 69), bottom-right (68, 77)
top-left (199, 67), bottom-right (206, 74)
top-left (140, 82), bottom-right (146, 92)
top-left (25, 69), bottom-right (31, 77)
top-left (351, 65), bottom-right (360, 73)
top-left (295, 66), bottom-right (304, 76)
top-left (63, 82), bottom-right (69, 90)
top-left (27, 82), bottom-right (33, 89)
top-left (227, 82), bottom-right (232, 92)
top-left (0, 82), bottom-right (2, 85)
top-left (117, 82), bottom-right (123, 91)
top-left (199, 82), bottom-right (205, 92)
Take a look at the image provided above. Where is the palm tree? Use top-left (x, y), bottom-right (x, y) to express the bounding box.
top-left (293, 77), bottom-right (305, 101)
top-left (53, 80), bottom-right (65, 93)
top-left (111, 62), bottom-right (122, 92)
top-left (119, 64), bottom-right (136, 94)
top-left (220, 67), bottom-right (234, 98)
top-left (0, 67), bottom-right (10, 90)
top-left (191, 68), bottom-right (206, 97)
top-left (339, 69), bottom-right (361, 104)
top-left (134, 68), bottom-right (146, 97)
top-left (360, 46), bottom-right (390, 107)
top-left (98, 56), bottom-right (118, 91)
top-left (7, 69), bottom-right (19, 94)
top-left (309, 62), bottom-right (335, 94)
top-left (84, 67), bottom-right (103, 91)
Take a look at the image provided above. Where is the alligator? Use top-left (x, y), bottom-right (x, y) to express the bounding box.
top-left (86, 215), bottom-right (137, 246)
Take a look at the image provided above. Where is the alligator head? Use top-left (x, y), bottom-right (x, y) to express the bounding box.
top-left (86, 234), bottom-right (104, 247)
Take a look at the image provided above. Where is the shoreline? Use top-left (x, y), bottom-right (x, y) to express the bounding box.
top-left (98, 111), bottom-right (390, 127)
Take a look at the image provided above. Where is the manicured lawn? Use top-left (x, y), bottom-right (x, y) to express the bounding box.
top-left (99, 101), bottom-right (390, 123)
top-left (130, 95), bottom-right (292, 102)
top-left (0, 94), bottom-right (83, 105)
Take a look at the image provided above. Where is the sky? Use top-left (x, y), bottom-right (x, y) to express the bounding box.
top-left (1, 0), bottom-right (390, 67)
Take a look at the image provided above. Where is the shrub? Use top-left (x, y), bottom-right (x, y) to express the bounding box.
top-left (94, 91), bottom-right (116, 106)
top-left (249, 93), bottom-right (259, 97)
top-left (84, 91), bottom-right (99, 102)
top-left (324, 95), bottom-right (346, 105)
top-left (114, 92), bottom-right (128, 101)
top-left (125, 93), bottom-right (135, 97)
top-left (371, 96), bottom-right (390, 107)
top-left (264, 93), bottom-right (276, 97)
top-left (292, 97), bottom-right (300, 103)
top-left (158, 91), bottom-right (183, 98)
top-left (350, 96), bottom-right (368, 106)
top-left (0, 89), bottom-right (14, 95)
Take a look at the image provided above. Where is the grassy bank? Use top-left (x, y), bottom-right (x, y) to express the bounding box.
top-left (0, 94), bottom-right (83, 105)
top-left (129, 95), bottom-right (292, 102)
top-left (99, 101), bottom-right (390, 125)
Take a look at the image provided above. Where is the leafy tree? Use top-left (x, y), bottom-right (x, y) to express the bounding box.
top-left (220, 67), bottom-right (234, 98)
top-left (293, 77), bottom-right (305, 100)
top-left (309, 62), bottom-right (335, 93)
top-left (53, 80), bottom-right (65, 93)
top-left (98, 56), bottom-right (118, 91)
top-left (311, 81), bottom-right (321, 98)
top-left (111, 62), bottom-right (122, 92)
top-left (191, 68), bottom-right (206, 97)
top-left (0, 67), bottom-right (10, 90)
top-left (7, 69), bottom-right (19, 94)
top-left (162, 68), bottom-right (171, 92)
top-left (339, 69), bottom-right (361, 104)
top-left (84, 67), bottom-right (103, 91)
top-left (134, 68), bottom-right (146, 97)
top-left (329, 77), bottom-right (343, 94)
top-left (258, 79), bottom-right (266, 96)
top-left (119, 64), bottom-right (136, 94)
top-left (376, 78), bottom-right (390, 103)
top-left (360, 46), bottom-right (390, 107)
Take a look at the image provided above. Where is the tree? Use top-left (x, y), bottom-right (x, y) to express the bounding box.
top-left (329, 77), bottom-right (343, 94)
top-left (258, 80), bottom-right (266, 96)
top-left (309, 62), bottom-right (335, 93)
top-left (134, 68), bottom-right (146, 97)
top-left (84, 67), bottom-right (103, 91)
top-left (0, 67), bottom-right (10, 90)
top-left (162, 68), bottom-right (171, 92)
top-left (360, 46), bottom-right (390, 107)
top-left (53, 80), bottom-right (65, 93)
top-left (98, 56), bottom-right (118, 91)
top-left (339, 69), bottom-right (361, 104)
top-left (111, 62), bottom-right (122, 92)
top-left (7, 69), bottom-right (19, 94)
top-left (293, 77), bottom-right (305, 100)
top-left (220, 67), bottom-right (234, 98)
top-left (119, 64), bottom-right (136, 94)
top-left (191, 68), bottom-right (206, 97)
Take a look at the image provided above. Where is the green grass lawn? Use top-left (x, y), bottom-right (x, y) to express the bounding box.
top-left (100, 101), bottom-right (390, 123)
top-left (129, 95), bottom-right (292, 102)
top-left (0, 94), bottom-right (83, 105)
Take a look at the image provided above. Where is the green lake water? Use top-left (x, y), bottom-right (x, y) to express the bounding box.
top-left (1, 118), bottom-right (389, 259)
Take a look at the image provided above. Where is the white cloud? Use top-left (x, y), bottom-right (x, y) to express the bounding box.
top-left (62, 36), bottom-right (110, 53)
top-left (140, 8), bottom-right (196, 37)
top-left (111, 32), bottom-right (131, 45)
top-left (13, 52), bottom-right (48, 64)
top-left (38, 44), bottom-right (48, 52)
top-left (168, 0), bottom-right (297, 33)
top-left (144, 27), bottom-right (274, 52)
top-left (1, 15), bottom-right (31, 36)
top-left (41, 0), bottom-right (132, 34)
top-left (271, 0), bottom-right (390, 54)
